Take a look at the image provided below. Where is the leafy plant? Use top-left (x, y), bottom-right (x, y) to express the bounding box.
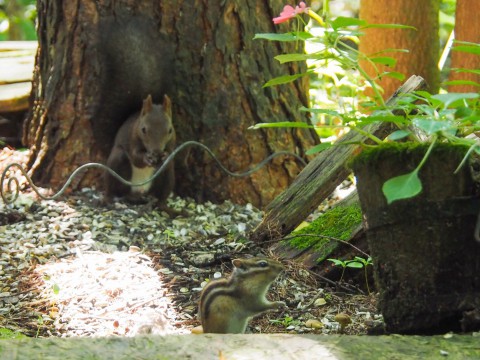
top-left (269, 314), bottom-right (299, 328)
top-left (254, 1), bottom-right (480, 204)
top-left (328, 256), bottom-right (372, 294)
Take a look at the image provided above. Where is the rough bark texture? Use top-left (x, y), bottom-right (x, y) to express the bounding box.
top-left (23, 0), bottom-right (318, 208)
top-left (359, 0), bottom-right (439, 97)
top-left (448, 0), bottom-right (480, 93)
top-left (252, 75), bottom-right (425, 243)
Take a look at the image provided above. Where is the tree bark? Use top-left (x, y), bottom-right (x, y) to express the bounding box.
top-left (23, 0), bottom-right (318, 208)
top-left (358, 0), bottom-right (439, 97)
top-left (448, 0), bottom-right (480, 93)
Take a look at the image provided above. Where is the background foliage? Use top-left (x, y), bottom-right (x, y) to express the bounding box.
top-left (0, 0), bottom-right (37, 40)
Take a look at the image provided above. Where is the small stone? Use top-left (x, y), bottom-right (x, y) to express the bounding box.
top-left (237, 223), bottom-right (246, 233)
top-left (314, 298), bottom-right (327, 306)
top-left (191, 253), bottom-right (215, 267)
top-left (212, 238), bottom-right (225, 246)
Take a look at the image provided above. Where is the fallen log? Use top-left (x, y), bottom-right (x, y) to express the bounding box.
top-left (251, 75), bottom-right (426, 243)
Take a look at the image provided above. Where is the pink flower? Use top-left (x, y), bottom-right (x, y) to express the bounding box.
top-left (273, 2), bottom-right (309, 24)
top-left (295, 2), bottom-right (308, 14)
top-left (273, 5), bottom-right (296, 24)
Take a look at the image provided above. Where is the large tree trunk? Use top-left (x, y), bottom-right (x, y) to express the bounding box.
top-left (448, 0), bottom-right (480, 93)
top-left (23, 0), bottom-right (317, 208)
top-left (359, 0), bottom-right (439, 97)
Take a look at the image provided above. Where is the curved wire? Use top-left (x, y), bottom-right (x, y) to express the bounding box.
top-left (1, 141), bottom-right (307, 204)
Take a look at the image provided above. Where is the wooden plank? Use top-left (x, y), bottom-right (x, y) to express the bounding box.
top-left (251, 75), bottom-right (426, 242)
top-left (0, 56), bottom-right (35, 84)
top-left (0, 82), bottom-right (31, 112)
top-left (0, 41), bottom-right (38, 51)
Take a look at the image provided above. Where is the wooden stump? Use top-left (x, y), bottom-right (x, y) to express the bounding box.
top-left (351, 143), bottom-right (480, 334)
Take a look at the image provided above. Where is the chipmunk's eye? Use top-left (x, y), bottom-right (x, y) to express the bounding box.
top-left (141, 126), bottom-right (147, 134)
top-left (168, 127), bottom-right (173, 134)
top-left (258, 260), bottom-right (268, 268)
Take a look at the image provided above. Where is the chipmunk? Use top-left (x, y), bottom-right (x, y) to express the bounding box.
top-left (104, 94), bottom-right (176, 210)
top-left (198, 257), bottom-right (285, 334)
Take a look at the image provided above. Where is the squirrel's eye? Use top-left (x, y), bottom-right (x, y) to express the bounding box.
top-left (141, 126), bottom-right (147, 134)
top-left (168, 128), bottom-right (173, 134)
top-left (258, 261), bottom-right (268, 268)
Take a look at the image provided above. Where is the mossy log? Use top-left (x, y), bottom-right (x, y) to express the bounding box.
top-left (251, 75), bottom-right (426, 243)
top-left (0, 334), bottom-right (479, 359)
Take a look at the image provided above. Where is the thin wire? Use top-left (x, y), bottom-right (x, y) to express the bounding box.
top-left (1, 141), bottom-right (306, 204)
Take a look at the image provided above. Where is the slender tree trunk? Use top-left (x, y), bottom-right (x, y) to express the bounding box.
top-left (24, 0), bottom-right (317, 208)
top-left (448, 0), bottom-right (480, 93)
top-left (359, 0), bottom-right (439, 97)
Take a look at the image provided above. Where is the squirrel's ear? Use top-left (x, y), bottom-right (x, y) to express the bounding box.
top-left (163, 95), bottom-right (172, 117)
top-left (141, 94), bottom-right (153, 115)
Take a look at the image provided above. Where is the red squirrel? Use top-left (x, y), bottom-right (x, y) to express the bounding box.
top-left (104, 94), bottom-right (175, 210)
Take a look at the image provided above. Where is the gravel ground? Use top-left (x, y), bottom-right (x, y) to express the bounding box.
top-left (0, 147), bottom-right (382, 338)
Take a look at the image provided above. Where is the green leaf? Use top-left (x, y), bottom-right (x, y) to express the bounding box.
top-left (358, 101), bottom-right (378, 109)
top-left (263, 73), bottom-right (308, 87)
top-left (331, 17), bottom-right (367, 30)
top-left (53, 284), bottom-right (60, 295)
top-left (385, 129), bottom-right (411, 141)
top-left (361, 24), bottom-right (416, 31)
top-left (328, 258), bottom-right (346, 266)
top-left (453, 45), bottom-right (480, 55)
top-left (382, 170), bottom-right (422, 204)
top-left (370, 48), bottom-right (410, 56)
top-left (442, 80), bottom-right (480, 87)
top-left (358, 114), bottom-right (406, 125)
top-left (345, 261), bottom-right (364, 268)
top-left (382, 71), bottom-right (406, 81)
top-left (354, 256), bottom-right (370, 264)
top-left (300, 107), bottom-right (341, 117)
top-left (253, 32), bottom-right (313, 42)
top-left (431, 93), bottom-right (479, 108)
top-left (452, 68), bottom-right (480, 76)
top-left (412, 118), bottom-right (455, 135)
top-left (370, 57), bottom-right (397, 67)
top-left (275, 53), bottom-right (317, 63)
top-left (250, 122), bottom-right (314, 130)
top-left (305, 142), bottom-right (332, 155)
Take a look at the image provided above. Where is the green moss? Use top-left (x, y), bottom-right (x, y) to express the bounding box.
top-left (0, 328), bottom-right (26, 340)
top-left (349, 142), bottom-right (470, 170)
top-left (286, 203), bottom-right (362, 262)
